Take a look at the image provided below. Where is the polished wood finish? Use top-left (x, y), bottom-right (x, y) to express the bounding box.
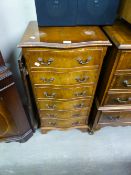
top-left (119, 0), bottom-right (131, 24)
top-left (103, 21), bottom-right (131, 49)
top-left (99, 110), bottom-right (131, 124)
top-left (104, 91), bottom-right (131, 106)
top-left (19, 21), bottom-right (110, 133)
top-left (41, 118), bottom-right (87, 128)
top-left (39, 109), bottom-right (89, 119)
top-left (35, 85), bottom-right (94, 100)
top-left (110, 72), bottom-right (131, 90)
top-left (0, 96), bottom-right (17, 137)
top-left (116, 51), bottom-right (131, 70)
top-left (90, 21), bottom-right (131, 131)
top-left (24, 47), bottom-right (103, 69)
top-left (18, 21), bottom-right (111, 48)
top-left (18, 55), bottom-right (39, 130)
top-left (0, 52), bottom-right (33, 142)
top-left (31, 69), bottom-right (98, 86)
top-left (89, 102), bottom-right (131, 131)
top-left (37, 99), bottom-right (91, 111)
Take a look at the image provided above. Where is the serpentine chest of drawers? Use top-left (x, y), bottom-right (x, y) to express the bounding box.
top-left (19, 21), bottom-right (110, 133)
top-left (90, 21), bottom-right (131, 132)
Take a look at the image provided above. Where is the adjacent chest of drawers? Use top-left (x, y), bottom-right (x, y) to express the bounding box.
top-left (119, 0), bottom-right (131, 24)
top-left (19, 21), bottom-right (110, 133)
top-left (90, 21), bottom-right (131, 132)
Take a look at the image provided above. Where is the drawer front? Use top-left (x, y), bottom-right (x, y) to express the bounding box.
top-left (31, 70), bottom-right (97, 86)
top-left (41, 118), bottom-right (87, 128)
top-left (110, 73), bottom-right (131, 90)
top-left (35, 86), bottom-right (94, 100)
top-left (25, 48), bottom-right (103, 69)
top-left (104, 93), bottom-right (131, 106)
top-left (39, 109), bottom-right (89, 119)
top-left (99, 111), bottom-right (131, 124)
top-left (116, 51), bottom-right (131, 70)
top-left (37, 99), bottom-right (91, 110)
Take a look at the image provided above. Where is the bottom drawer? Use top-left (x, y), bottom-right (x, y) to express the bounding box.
top-left (104, 92), bottom-right (131, 106)
top-left (96, 122), bottom-right (131, 130)
top-left (99, 110), bottom-right (131, 125)
top-left (41, 118), bottom-right (87, 128)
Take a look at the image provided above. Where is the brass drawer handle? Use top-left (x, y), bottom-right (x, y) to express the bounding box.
top-left (48, 122), bottom-right (56, 126)
top-left (44, 92), bottom-right (56, 98)
top-left (38, 57), bottom-right (54, 66)
top-left (75, 91), bottom-right (87, 97)
top-left (107, 116), bottom-right (120, 121)
top-left (74, 103), bottom-right (85, 109)
top-left (77, 56), bottom-right (92, 65)
top-left (115, 97), bottom-right (131, 104)
top-left (123, 80), bottom-right (131, 87)
top-left (72, 121), bottom-right (81, 126)
top-left (41, 77), bottom-right (55, 83)
top-left (46, 114), bottom-right (57, 118)
top-left (46, 104), bottom-right (56, 110)
top-left (75, 76), bottom-right (89, 83)
top-left (72, 114), bottom-right (80, 118)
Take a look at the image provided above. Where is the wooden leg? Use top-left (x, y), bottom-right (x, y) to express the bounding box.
top-left (88, 129), bottom-right (94, 135)
top-left (41, 129), bottom-right (51, 134)
top-left (77, 128), bottom-right (88, 133)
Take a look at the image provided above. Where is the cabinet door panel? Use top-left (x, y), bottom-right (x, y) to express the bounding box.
top-left (0, 97), bottom-right (17, 138)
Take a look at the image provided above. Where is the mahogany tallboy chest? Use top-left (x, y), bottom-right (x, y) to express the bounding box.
top-left (18, 22), bottom-right (110, 133)
top-left (0, 52), bottom-right (33, 142)
top-left (89, 21), bottom-right (131, 132)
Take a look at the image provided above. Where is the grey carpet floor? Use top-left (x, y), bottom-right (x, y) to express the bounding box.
top-left (0, 127), bottom-right (131, 175)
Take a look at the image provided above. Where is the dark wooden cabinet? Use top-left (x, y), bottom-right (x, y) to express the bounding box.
top-left (18, 21), bottom-right (110, 133)
top-left (0, 52), bottom-right (34, 142)
top-left (89, 21), bottom-right (131, 132)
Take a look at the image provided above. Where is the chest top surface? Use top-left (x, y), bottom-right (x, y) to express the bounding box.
top-left (103, 21), bottom-right (131, 50)
top-left (18, 21), bottom-right (111, 49)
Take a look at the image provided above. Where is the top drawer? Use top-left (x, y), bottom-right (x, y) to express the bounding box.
top-left (116, 51), bottom-right (131, 70)
top-left (24, 48), bottom-right (103, 69)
